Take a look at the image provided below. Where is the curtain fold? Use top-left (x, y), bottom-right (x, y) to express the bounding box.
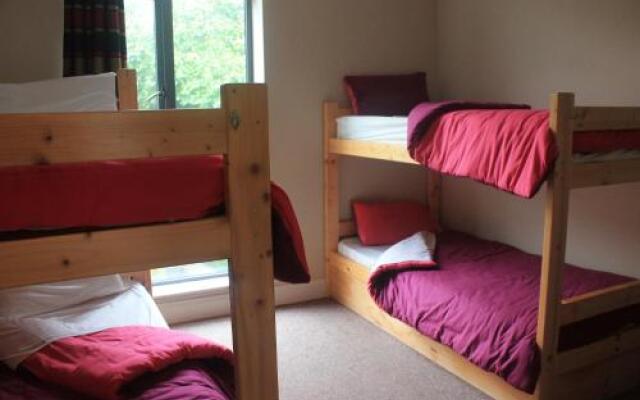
top-left (63, 0), bottom-right (127, 76)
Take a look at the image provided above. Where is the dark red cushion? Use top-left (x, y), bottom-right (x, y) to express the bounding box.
top-left (344, 72), bottom-right (429, 116)
top-left (353, 200), bottom-right (439, 246)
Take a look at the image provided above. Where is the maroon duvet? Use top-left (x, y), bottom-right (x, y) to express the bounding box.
top-left (0, 361), bottom-right (230, 400)
top-left (369, 231), bottom-right (636, 393)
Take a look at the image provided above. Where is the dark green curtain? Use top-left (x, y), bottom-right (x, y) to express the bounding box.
top-left (63, 0), bottom-right (127, 76)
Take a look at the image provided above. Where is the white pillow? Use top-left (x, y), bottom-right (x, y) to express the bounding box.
top-left (0, 72), bottom-right (118, 114)
top-left (0, 275), bottom-right (129, 316)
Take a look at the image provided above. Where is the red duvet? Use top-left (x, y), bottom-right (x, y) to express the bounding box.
top-left (1, 326), bottom-right (233, 400)
top-left (0, 155), bottom-right (310, 283)
top-left (408, 102), bottom-right (640, 198)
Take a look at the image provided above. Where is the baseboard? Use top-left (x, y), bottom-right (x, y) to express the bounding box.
top-left (158, 278), bottom-right (327, 325)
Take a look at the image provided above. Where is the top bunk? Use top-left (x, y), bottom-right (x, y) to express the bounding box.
top-left (324, 95), bottom-right (640, 192)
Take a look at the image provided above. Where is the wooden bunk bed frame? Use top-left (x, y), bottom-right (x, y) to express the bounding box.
top-left (0, 69), bottom-right (279, 400)
top-left (323, 93), bottom-right (640, 400)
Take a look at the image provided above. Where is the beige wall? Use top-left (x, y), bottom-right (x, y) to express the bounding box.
top-left (437, 0), bottom-right (640, 277)
top-left (264, 0), bottom-right (437, 279)
top-left (0, 0), bottom-right (63, 82)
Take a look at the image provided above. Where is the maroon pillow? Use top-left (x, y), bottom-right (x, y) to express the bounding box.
top-left (344, 72), bottom-right (429, 116)
top-left (353, 200), bottom-right (439, 246)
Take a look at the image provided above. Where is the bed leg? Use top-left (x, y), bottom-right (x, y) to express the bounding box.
top-left (324, 102), bottom-right (340, 293)
top-left (223, 84), bottom-right (278, 400)
top-left (536, 93), bottom-right (574, 400)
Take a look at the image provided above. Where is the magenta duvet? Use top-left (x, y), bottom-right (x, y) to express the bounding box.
top-left (369, 231), bottom-right (635, 393)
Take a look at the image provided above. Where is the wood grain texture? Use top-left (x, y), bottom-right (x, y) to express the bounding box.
top-left (0, 108), bottom-right (227, 167)
top-left (115, 68), bottom-right (152, 293)
top-left (223, 84), bottom-right (278, 400)
top-left (116, 69), bottom-right (139, 110)
top-left (0, 218), bottom-right (231, 289)
top-left (427, 169), bottom-right (442, 227)
top-left (559, 280), bottom-right (640, 325)
top-left (573, 106), bottom-right (640, 131)
top-left (324, 102), bottom-right (342, 292)
top-left (571, 158), bottom-right (640, 188)
top-left (329, 138), bottom-right (417, 164)
top-left (536, 93), bottom-right (574, 400)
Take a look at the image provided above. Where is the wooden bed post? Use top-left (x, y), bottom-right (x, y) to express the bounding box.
top-left (223, 84), bottom-right (279, 400)
top-left (324, 102), bottom-right (340, 290)
top-left (116, 68), bottom-right (153, 293)
top-left (536, 92), bottom-right (574, 400)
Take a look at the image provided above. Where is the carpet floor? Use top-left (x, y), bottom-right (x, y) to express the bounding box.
top-left (176, 299), bottom-right (639, 400)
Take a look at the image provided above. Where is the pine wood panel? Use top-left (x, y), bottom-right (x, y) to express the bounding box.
top-left (0, 109), bottom-right (227, 167)
top-left (329, 138), bottom-right (417, 164)
top-left (559, 280), bottom-right (640, 325)
top-left (0, 217), bottom-right (230, 289)
top-left (324, 102), bottom-right (342, 291)
top-left (535, 93), bottom-right (574, 400)
top-left (571, 158), bottom-right (640, 188)
top-left (573, 106), bottom-right (640, 131)
top-left (116, 69), bottom-right (139, 110)
top-left (223, 84), bottom-right (278, 400)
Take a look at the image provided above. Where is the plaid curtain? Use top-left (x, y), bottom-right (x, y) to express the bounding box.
top-left (63, 0), bottom-right (127, 76)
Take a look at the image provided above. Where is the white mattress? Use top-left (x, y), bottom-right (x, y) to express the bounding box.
top-left (335, 115), bottom-right (640, 162)
top-left (338, 236), bottom-right (390, 271)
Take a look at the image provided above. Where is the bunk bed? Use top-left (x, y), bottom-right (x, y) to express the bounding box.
top-left (0, 69), bottom-right (307, 400)
top-left (323, 93), bottom-right (640, 400)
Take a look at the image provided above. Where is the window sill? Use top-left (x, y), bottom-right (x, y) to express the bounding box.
top-left (153, 276), bottom-right (230, 302)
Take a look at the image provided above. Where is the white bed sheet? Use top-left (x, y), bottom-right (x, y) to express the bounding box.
top-left (336, 115), bottom-right (640, 162)
top-left (338, 236), bottom-right (390, 271)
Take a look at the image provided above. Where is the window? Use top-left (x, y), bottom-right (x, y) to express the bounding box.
top-left (124, 0), bottom-right (255, 287)
top-left (125, 0), bottom-right (253, 110)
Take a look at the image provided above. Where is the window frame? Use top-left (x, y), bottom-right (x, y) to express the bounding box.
top-left (153, 0), bottom-right (254, 109)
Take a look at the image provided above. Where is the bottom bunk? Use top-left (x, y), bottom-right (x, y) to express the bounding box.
top-left (0, 275), bottom-right (234, 400)
top-left (327, 231), bottom-right (640, 400)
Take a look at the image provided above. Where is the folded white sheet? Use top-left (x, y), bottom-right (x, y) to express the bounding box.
top-left (336, 115), bottom-right (408, 143)
top-left (0, 281), bottom-right (167, 369)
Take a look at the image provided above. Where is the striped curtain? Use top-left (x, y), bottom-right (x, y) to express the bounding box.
top-left (63, 0), bottom-right (127, 76)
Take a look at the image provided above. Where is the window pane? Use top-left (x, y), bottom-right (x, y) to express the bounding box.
top-left (124, 0), bottom-right (159, 110)
top-left (151, 260), bottom-right (229, 286)
top-left (173, 0), bottom-right (248, 109)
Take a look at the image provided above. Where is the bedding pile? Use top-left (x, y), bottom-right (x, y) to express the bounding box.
top-left (0, 278), bottom-right (234, 400)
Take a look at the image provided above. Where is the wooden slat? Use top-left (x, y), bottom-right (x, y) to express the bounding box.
top-left (555, 326), bottom-right (640, 374)
top-left (573, 106), bottom-right (640, 131)
top-left (559, 280), bottom-right (640, 325)
top-left (327, 252), bottom-right (533, 400)
top-left (339, 219), bottom-right (357, 238)
top-left (571, 158), bottom-right (640, 188)
top-left (536, 93), bottom-right (574, 400)
top-left (223, 84), bottom-right (278, 400)
top-left (0, 217), bottom-right (230, 289)
top-left (0, 108), bottom-right (227, 167)
top-left (329, 138), bottom-right (417, 164)
top-left (116, 69), bottom-right (139, 110)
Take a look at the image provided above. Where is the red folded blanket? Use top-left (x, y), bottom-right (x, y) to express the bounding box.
top-left (20, 326), bottom-right (234, 400)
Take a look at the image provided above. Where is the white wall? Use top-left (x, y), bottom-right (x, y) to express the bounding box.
top-left (0, 0), bottom-right (63, 82)
top-left (437, 0), bottom-right (640, 277)
top-left (263, 0), bottom-right (437, 279)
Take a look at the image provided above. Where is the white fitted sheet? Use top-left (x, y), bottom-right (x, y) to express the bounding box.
top-left (335, 115), bottom-right (640, 162)
top-left (338, 236), bottom-right (390, 271)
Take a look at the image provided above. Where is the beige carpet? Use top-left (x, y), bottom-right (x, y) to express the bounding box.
top-left (177, 300), bottom-right (639, 400)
